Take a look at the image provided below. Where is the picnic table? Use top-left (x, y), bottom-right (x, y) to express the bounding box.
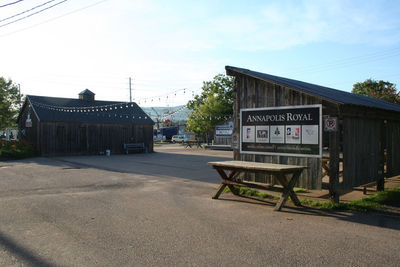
top-left (208, 160), bottom-right (307, 211)
top-left (183, 141), bottom-right (202, 148)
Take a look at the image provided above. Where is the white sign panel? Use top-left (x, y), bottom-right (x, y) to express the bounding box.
top-left (302, 125), bottom-right (319, 144)
top-left (269, 125), bottom-right (285, 143)
top-left (256, 126), bottom-right (269, 143)
top-left (285, 125), bottom-right (301, 144)
top-left (242, 126), bottom-right (255, 142)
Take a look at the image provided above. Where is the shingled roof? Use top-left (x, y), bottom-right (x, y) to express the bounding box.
top-left (226, 66), bottom-right (400, 113)
top-left (22, 95), bottom-right (154, 125)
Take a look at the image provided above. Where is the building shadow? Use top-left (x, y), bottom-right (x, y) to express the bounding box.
top-left (5, 150), bottom-right (230, 184)
top-left (216, 193), bottom-right (400, 231)
top-left (0, 231), bottom-right (53, 266)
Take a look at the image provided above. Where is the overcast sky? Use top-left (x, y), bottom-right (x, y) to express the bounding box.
top-left (1, 0), bottom-right (399, 107)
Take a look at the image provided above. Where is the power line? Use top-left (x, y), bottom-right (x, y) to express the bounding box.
top-left (0, 0), bottom-right (24, 8)
top-left (0, 0), bottom-right (57, 23)
top-left (286, 47), bottom-right (400, 76)
top-left (0, 0), bottom-right (109, 37)
top-left (0, 0), bottom-right (68, 29)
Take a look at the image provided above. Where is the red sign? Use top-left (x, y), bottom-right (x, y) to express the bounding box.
top-left (324, 117), bottom-right (337, 132)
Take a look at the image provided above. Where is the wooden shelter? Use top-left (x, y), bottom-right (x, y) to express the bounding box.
top-left (17, 89), bottom-right (154, 156)
top-left (226, 66), bottom-right (400, 200)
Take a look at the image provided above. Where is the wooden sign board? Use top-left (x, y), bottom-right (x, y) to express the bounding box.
top-left (215, 121), bottom-right (233, 136)
top-left (25, 113), bottom-right (32, 128)
top-left (240, 105), bottom-right (322, 158)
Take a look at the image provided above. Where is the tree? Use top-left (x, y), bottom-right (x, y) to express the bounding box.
top-left (186, 74), bottom-right (234, 141)
top-left (352, 79), bottom-right (399, 104)
top-left (0, 77), bottom-right (23, 129)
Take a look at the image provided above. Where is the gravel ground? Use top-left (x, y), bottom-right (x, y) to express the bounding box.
top-left (0, 145), bottom-right (399, 266)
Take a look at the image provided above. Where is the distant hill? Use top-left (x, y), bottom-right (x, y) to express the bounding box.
top-left (141, 106), bottom-right (192, 122)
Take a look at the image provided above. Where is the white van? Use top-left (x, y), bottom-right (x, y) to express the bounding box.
top-left (171, 135), bottom-right (185, 143)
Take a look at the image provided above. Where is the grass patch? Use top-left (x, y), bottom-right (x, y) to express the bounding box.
top-left (294, 188), bottom-right (308, 193)
top-left (301, 187), bottom-right (400, 212)
top-left (223, 184), bottom-right (400, 212)
top-left (300, 199), bottom-right (346, 210)
top-left (154, 141), bottom-right (173, 145)
top-left (224, 186), bottom-right (279, 200)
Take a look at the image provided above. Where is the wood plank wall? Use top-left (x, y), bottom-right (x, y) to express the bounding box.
top-left (387, 121), bottom-right (400, 176)
top-left (214, 136), bottom-right (232, 145)
top-left (38, 122), bottom-right (153, 156)
top-left (233, 74), bottom-right (322, 189)
top-left (342, 118), bottom-right (381, 189)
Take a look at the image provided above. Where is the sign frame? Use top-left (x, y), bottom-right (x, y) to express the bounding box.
top-left (240, 104), bottom-right (322, 158)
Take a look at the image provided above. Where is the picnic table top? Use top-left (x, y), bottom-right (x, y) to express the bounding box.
top-left (208, 160), bottom-right (306, 172)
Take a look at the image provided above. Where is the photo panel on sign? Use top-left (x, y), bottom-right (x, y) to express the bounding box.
top-left (269, 125), bottom-right (284, 143)
top-left (256, 125), bottom-right (269, 143)
top-left (242, 126), bottom-right (255, 142)
top-left (302, 125), bottom-right (319, 144)
top-left (285, 125), bottom-right (301, 144)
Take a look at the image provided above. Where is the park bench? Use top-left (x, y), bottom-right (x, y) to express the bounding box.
top-left (208, 160), bottom-right (307, 211)
top-left (123, 143), bottom-right (145, 154)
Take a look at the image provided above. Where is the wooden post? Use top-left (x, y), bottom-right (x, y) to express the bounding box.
top-left (329, 128), bottom-right (340, 203)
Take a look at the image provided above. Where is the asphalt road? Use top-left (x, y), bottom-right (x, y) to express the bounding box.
top-left (0, 144), bottom-right (399, 266)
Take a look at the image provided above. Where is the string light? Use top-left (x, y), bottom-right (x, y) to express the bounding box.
top-left (28, 100), bottom-right (155, 121)
top-left (27, 86), bottom-right (227, 123)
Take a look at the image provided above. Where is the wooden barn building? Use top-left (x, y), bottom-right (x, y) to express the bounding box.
top-left (17, 89), bottom-right (154, 156)
top-left (226, 66), bottom-right (400, 200)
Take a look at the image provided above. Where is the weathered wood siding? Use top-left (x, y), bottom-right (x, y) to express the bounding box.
top-left (387, 121), bottom-right (400, 176)
top-left (342, 118), bottom-right (382, 189)
top-left (214, 136), bottom-right (232, 145)
top-left (38, 122), bottom-right (153, 156)
top-left (233, 74), bottom-right (322, 189)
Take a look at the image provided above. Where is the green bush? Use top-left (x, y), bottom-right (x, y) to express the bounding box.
top-left (0, 140), bottom-right (38, 160)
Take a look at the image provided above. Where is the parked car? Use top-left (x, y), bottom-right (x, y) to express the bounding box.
top-left (171, 135), bottom-right (185, 143)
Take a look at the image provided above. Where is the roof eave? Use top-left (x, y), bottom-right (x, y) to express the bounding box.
top-left (225, 66), bottom-right (344, 106)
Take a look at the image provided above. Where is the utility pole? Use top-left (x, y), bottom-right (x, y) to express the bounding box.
top-left (129, 77), bottom-right (132, 102)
